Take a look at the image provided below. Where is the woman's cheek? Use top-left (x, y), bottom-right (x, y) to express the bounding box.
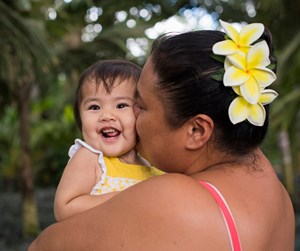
top-left (133, 104), bottom-right (141, 118)
top-left (135, 116), bottom-right (141, 139)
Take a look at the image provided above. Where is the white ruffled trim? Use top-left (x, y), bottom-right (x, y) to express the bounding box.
top-left (68, 139), bottom-right (107, 194)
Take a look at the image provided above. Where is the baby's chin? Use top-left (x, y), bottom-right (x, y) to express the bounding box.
top-left (102, 148), bottom-right (133, 159)
top-left (102, 151), bottom-right (120, 158)
top-left (101, 150), bottom-right (120, 157)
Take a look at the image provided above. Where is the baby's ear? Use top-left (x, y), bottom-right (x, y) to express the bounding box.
top-left (184, 114), bottom-right (214, 150)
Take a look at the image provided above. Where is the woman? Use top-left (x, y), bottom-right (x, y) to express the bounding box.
top-left (29, 21), bottom-right (295, 251)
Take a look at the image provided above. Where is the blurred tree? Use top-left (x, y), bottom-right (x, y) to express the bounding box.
top-left (56, 0), bottom-right (299, 199)
top-left (0, 0), bottom-right (52, 237)
top-left (0, 0), bottom-right (196, 238)
top-left (0, 0), bottom-right (299, 240)
top-left (252, 0), bottom-right (300, 197)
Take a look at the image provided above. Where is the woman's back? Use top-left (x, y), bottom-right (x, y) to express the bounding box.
top-left (192, 150), bottom-right (294, 250)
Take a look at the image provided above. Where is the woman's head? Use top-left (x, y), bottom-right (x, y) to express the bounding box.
top-left (142, 28), bottom-right (276, 156)
top-left (74, 59), bottom-right (141, 130)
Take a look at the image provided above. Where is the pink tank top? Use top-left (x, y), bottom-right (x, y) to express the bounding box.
top-left (198, 181), bottom-right (242, 251)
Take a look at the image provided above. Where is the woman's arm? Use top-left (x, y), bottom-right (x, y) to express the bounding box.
top-left (54, 147), bottom-right (117, 221)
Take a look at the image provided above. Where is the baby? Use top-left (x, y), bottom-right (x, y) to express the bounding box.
top-left (54, 60), bottom-right (164, 221)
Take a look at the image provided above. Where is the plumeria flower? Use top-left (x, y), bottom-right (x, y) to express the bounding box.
top-left (211, 19), bottom-right (278, 127)
top-left (228, 89), bottom-right (278, 126)
top-left (224, 41), bottom-right (277, 104)
top-left (213, 20), bottom-right (264, 56)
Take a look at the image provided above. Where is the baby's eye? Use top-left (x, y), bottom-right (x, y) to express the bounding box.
top-left (117, 103), bottom-right (129, 109)
top-left (88, 104), bottom-right (100, 110)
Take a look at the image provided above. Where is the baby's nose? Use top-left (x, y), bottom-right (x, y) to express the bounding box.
top-left (99, 110), bottom-right (117, 121)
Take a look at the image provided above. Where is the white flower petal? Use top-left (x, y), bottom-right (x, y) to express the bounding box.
top-left (247, 103), bottom-right (266, 126)
top-left (239, 23), bottom-right (264, 46)
top-left (240, 76), bottom-right (261, 104)
top-left (228, 97), bottom-right (250, 124)
top-left (220, 20), bottom-right (239, 44)
top-left (232, 86), bottom-right (241, 95)
top-left (251, 67), bottom-right (277, 87)
top-left (224, 66), bottom-right (250, 86)
top-left (224, 57), bottom-right (233, 70)
top-left (259, 89), bottom-right (278, 105)
top-left (247, 41), bottom-right (270, 69)
top-left (227, 51), bottom-right (247, 70)
top-left (213, 40), bottom-right (237, 55)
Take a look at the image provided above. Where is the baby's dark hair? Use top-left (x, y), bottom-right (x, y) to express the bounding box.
top-left (74, 59), bottom-right (141, 130)
top-left (150, 28), bottom-right (276, 155)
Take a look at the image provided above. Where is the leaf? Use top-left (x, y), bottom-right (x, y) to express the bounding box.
top-left (210, 53), bottom-right (225, 63)
top-left (211, 68), bottom-right (225, 81)
top-left (267, 63), bottom-right (276, 71)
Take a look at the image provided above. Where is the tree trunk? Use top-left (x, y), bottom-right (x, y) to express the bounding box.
top-left (278, 129), bottom-right (295, 196)
top-left (16, 78), bottom-right (40, 237)
top-left (297, 111), bottom-right (300, 176)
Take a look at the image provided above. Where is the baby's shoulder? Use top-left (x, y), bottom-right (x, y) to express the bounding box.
top-left (68, 146), bottom-right (99, 166)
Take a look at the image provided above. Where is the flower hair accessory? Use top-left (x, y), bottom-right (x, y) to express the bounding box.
top-left (212, 20), bottom-right (278, 126)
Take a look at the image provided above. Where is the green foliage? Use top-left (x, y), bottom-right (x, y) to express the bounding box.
top-left (31, 113), bottom-right (78, 187)
top-left (0, 1), bottom-right (52, 85)
top-left (0, 0), bottom-right (299, 198)
top-left (211, 68), bottom-right (225, 82)
top-left (0, 106), bottom-right (19, 180)
top-left (0, 0), bottom-right (298, 243)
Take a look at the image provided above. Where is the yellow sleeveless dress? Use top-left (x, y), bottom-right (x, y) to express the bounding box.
top-left (68, 139), bottom-right (164, 195)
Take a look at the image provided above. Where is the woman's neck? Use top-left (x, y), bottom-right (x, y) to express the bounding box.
top-left (186, 147), bottom-right (263, 176)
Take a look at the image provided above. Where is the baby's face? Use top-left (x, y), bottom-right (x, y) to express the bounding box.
top-left (79, 79), bottom-right (138, 158)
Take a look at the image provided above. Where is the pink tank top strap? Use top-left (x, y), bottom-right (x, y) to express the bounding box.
top-left (198, 181), bottom-right (242, 251)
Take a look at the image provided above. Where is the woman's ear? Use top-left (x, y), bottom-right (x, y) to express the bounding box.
top-left (185, 114), bottom-right (214, 150)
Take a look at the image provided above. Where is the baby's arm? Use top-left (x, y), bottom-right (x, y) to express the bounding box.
top-left (54, 147), bottom-right (117, 221)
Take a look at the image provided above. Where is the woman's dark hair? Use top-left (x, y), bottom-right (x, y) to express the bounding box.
top-left (150, 28), bottom-right (276, 155)
top-left (74, 59), bottom-right (141, 130)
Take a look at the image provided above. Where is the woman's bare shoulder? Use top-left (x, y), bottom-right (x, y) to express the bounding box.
top-left (87, 173), bottom-right (229, 250)
top-left (30, 173), bottom-right (226, 251)
top-left (122, 173), bottom-right (213, 210)
top-left (130, 172), bottom-right (200, 195)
